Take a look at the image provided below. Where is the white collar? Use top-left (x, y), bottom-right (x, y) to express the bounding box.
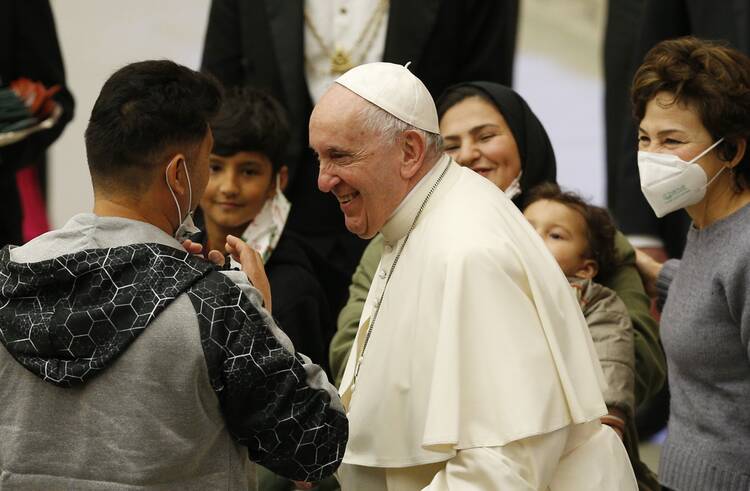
top-left (381, 154), bottom-right (451, 243)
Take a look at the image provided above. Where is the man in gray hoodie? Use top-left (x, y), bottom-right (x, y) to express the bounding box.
top-left (0, 60), bottom-right (347, 490)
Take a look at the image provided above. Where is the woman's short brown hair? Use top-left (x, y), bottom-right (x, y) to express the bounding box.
top-left (524, 182), bottom-right (618, 279)
top-left (632, 36), bottom-right (750, 188)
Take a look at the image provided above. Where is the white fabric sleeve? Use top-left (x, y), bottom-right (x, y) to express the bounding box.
top-left (423, 426), bottom-right (570, 490)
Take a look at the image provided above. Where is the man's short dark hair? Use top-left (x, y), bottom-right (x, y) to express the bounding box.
top-left (85, 60), bottom-right (222, 192)
top-left (524, 182), bottom-right (618, 279)
top-left (211, 86), bottom-right (290, 172)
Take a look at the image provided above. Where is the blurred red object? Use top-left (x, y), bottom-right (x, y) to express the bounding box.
top-left (16, 165), bottom-right (50, 243)
top-left (10, 77), bottom-right (61, 119)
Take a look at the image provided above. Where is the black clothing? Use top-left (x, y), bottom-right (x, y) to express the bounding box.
top-left (0, 0), bottom-right (74, 247)
top-left (266, 230), bottom-right (346, 376)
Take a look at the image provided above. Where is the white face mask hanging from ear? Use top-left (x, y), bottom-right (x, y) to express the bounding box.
top-left (638, 137), bottom-right (725, 217)
top-left (504, 171), bottom-right (523, 200)
top-left (165, 159), bottom-right (201, 241)
top-left (241, 173), bottom-right (291, 263)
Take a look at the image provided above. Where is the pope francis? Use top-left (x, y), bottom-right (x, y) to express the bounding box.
top-left (309, 62), bottom-right (636, 490)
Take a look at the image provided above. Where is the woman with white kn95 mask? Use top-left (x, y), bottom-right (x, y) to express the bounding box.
top-left (633, 37), bottom-right (750, 491)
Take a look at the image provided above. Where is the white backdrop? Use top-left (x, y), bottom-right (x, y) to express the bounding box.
top-left (516, 53), bottom-right (606, 205)
top-left (48, 0), bottom-right (212, 227)
top-left (47, 0), bottom-right (605, 228)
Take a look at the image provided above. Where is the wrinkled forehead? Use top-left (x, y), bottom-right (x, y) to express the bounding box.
top-left (310, 86), bottom-right (370, 143)
top-left (640, 92), bottom-right (706, 135)
top-left (312, 85), bottom-right (366, 123)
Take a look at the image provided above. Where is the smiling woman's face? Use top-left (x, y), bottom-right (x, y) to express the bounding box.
top-left (439, 96), bottom-right (522, 191)
top-left (638, 91), bottom-right (720, 165)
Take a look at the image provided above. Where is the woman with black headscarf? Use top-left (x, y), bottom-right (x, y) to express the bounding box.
top-left (329, 84), bottom-right (663, 488)
top-left (436, 81), bottom-right (556, 208)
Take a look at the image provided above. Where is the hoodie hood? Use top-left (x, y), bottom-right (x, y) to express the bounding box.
top-left (0, 243), bottom-right (214, 387)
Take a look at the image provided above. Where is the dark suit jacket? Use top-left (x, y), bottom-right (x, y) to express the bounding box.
top-left (0, 0), bottom-right (74, 247)
top-left (608, 0), bottom-right (750, 258)
top-left (604, 0), bottom-right (645, 212)
top-left (201, 0), bottom-right (518, 273)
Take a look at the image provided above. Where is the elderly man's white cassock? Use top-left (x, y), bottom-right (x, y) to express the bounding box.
top-left (333, 62), bottom-right (636, 490)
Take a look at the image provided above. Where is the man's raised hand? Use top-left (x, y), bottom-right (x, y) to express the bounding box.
top-left (225, 235), bottom-right (272, 313)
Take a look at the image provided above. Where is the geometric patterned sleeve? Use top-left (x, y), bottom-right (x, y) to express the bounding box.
top-left (187, 271), bottom-right (348, 482)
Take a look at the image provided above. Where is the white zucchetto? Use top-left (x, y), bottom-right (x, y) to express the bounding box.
top-left (335, 62), bottom-right (440, 134)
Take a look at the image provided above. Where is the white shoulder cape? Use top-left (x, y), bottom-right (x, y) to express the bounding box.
top-left (340, 160), bottom-right (607, 467)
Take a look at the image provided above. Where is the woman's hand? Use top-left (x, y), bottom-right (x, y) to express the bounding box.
top-left (225, 235), bottom-right (272, 312)
top-left (635, 248), bottom-right (665, 298)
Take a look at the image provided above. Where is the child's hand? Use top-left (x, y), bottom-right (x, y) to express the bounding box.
top-left (601, 407), bottom-right (627, 440)
top-left (605, 422), bottom-right (624, 440)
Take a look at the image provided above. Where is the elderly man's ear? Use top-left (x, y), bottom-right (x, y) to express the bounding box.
top-left (399, 129), bottom-right (428, 180)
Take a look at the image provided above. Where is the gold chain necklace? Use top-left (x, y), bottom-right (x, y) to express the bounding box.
top-left (304, 0), bottom-right (390, 75)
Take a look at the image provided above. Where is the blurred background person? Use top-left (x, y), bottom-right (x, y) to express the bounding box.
top-left (604, 0), bottom-right (645, 222)
top-left (0, 0), bottom-right (74, 247)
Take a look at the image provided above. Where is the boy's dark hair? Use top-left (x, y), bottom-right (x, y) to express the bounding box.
top-left (211, 86), bottom-right (290, 173)
top-left (525, 182), bottom-right (618, 279)
top-left (85, 60), bottom-right (222, 192)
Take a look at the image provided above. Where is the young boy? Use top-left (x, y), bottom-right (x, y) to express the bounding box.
top-left (197, 87), bottom-right (336, 373)
top-left (523, 183), bottom-right (657, 489)
top-left (198, 87), bottom-right (344, 491)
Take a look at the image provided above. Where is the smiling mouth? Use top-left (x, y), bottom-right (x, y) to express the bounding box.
top-left (337, 192), bottom-right (360, 205)
top-left (471, 167), bottom-right (493, 174)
